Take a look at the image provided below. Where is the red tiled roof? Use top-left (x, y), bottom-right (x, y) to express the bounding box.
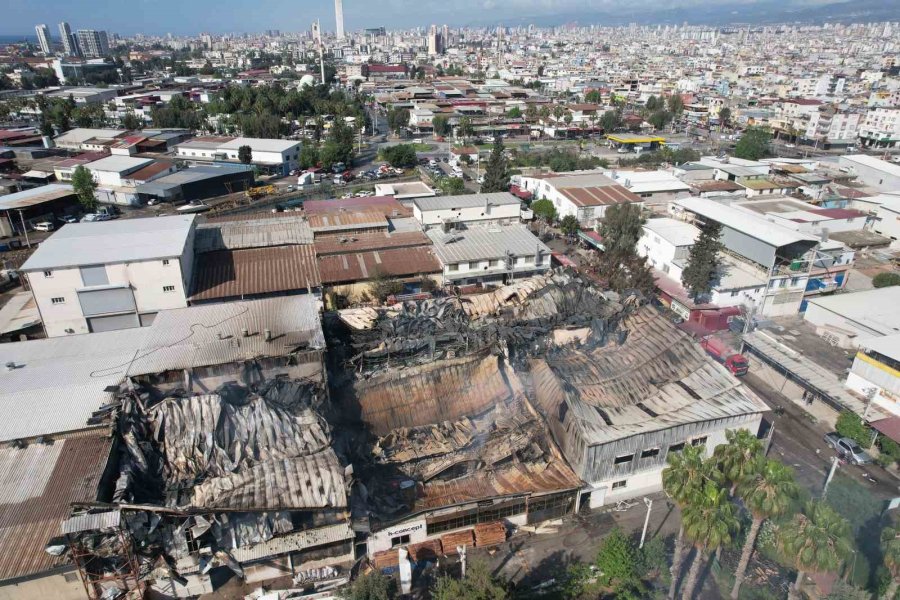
top-left (125, 160), bottom-right (174, 182)
top-left (558, 185), bottom-right (641, 207)
top-left (318, 246), bottom-right (440, 284)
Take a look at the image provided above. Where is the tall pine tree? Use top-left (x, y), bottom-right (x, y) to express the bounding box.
top-left (681, 219), bottom-right (724, 302)
top-left (480, 138), bottom-right (510, 193)
top-left (597, 203), bottom-right (656, 296)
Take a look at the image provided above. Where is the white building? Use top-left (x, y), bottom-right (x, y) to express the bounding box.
top-left (53, 127), bottom-right (126, 151)
top-left (426, 225), bottom-right (550, 286)
top-left (609, 170), bottom-right (692, 207)
top-left (845, 334), bottom-right (900, 417)
top-left (175, 136), bottom-right (301, 175)
top-left (870, 194), bottom-right (900, 248)
top-left (412, 192), bottom-right (526, 230)
top-left (35, 24), bottom-right (52, 54)
top-left (859, 107), bottom-right (900, 148)
top-left (803, 287), bottom-right (900, 348)
top-left (838, 154), bottom-right (900, 192)
top-left (516, 172), bottom-right (642, 228)
top-left (20, 216), bottom-right (196, 337)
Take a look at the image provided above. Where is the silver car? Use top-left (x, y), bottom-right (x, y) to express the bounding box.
top-left (824, 432), bottom-right (872, 465)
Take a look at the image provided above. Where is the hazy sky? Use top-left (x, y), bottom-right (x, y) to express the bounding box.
top-left (0, 0), bottom-right (847, 36)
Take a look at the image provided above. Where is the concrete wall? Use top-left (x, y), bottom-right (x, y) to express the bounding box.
top-left (0, 571), bottom-right (86, 600)
top-left (26, 258), bottom-right (188, 337)
top-left (414, 203), bottom-right (521, 228)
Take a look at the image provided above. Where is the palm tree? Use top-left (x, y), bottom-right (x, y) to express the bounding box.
top-left (714, 429), bottom-right (764, 496)
top-left (681, 482), bottom-right (739, 600)
top-left (662, 445), bottom-right (714, 600)
top-left (777, 501), bottom-right (852, 600)
top-left (730, 458), bottom-right (799, 600)
top-left (881, 526), bottom-right (900, 600)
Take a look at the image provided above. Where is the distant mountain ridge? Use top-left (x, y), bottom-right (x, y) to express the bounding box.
top-left (483, 0), bottom-right (900, 28)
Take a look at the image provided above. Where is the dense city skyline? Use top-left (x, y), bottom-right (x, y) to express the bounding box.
top-left (3, 0), bottom-right (900, 36)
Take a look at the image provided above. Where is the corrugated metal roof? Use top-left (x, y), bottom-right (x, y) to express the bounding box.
top-left (230, 523), bottom-right (354, 562)
top-left (61, 510), bottom-right (121, 534)
top-left (0, 184), bottom-right (75, 211)
top-left (674, 197), bottom-right (819, 248)
top-left (558, 185), bottom-right (640, 207)
top-left (306, 210), bottom-right (388, 233)
top-left (426, 225), bottom-right (549, 264)
top-left (196, 215), bottom-right (314, 252)
top-left (314, 230), bottom-right (431, 256)
top-left (317, 246), bottom-right (440, 284)
top-left (0, 292), bottom-right (40, 335)
top-left (532, 309), bottom-right (769, 446)
top-left (191, 245), bottom-right (321, 301)
top-left (21, 214), bottom-right (195, 271)
top-left (0, 431), bottom-right (112, 582)
top-left (302, 196), bottom-right (412, 218)
top-left (413, 192), bottom-right (521, 212)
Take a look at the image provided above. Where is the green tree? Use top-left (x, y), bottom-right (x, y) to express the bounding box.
top-left (730, 458), bottom-right (799, 600)
top-left (668, 94), bottom-right (684, 115)
top-left (681, 482), bottom-right (739, 600)
top-left (431, 559), bottom-right (508, 600)
top-left (585, 89), bottom-right (602, 104)
top-left (40, 118), bottom-right (54, 138)
top-left (835, 411), bottom-right (872, 449)
top-left (662, 444), bottom-right (713, 600)
top-left (456, 116), bottom-right (474, 140)
top-left (530, 199), bottom-right (557, 223)
top-left (71, 165), bottom-right (98, 212)
top-left (714, 428), bottom-right (764, 496)
top-left (719, 107), bottom-right (732, 129)
top-left (386, 107), bottom-right (409, 134)
top-left (480, 138), bottom-right (510, 193)
top-left (596, 528), bottom-right (642, 594)
top-left (121, 111), bottom-right (142, 130)
top-left (238, 145), bottom-right (253, 164)
top-left (432, 114), bottom-right (450, 136)
top-left (824, 581), bottom-right (874, 600)
top-left (299, 144), bottom-right (319, 169)
top-left (681, 218), bottom-right (724, 302)
top-left (734, 126), bottom-right (772, 161)
top-left (507, 106), bottom-right (522, 119)
top-left (559, 214), bottom-right (580, 236)
top-left (777, 501), bottom-right (853, 600)
top-left (339, 572), bottom-right (396, 600)
top-left (437, 176), bottom-right (466, 195)
top-left (646, 95), bottom-right (659, 111)
top-left (381, 144), bottom-right (418, 168)
top-left (873, 272), bottom-right (900, 288)
top-left (369, 271), bottom-right (404, 303)
top-left (600, 108), bottom-right (622, 132)
top-left (881, 526), bottom-right (900, 600)
top-left (598, 203), bottom-right (645, 258)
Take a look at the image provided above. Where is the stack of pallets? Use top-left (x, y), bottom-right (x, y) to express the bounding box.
top-left (474, 522), bottom-right (507, 548)
top-left (407, 539), bottom-right (443, 562)
top-left (440, 529), bottom-right (475, 555)
top-left (371, 548), bottom-right (400, 569)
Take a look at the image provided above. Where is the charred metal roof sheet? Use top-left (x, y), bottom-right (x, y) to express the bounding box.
top-left (317, 246), bottom-right (441, 285)
top-left (0, 431), bottom-right (112, 582)
top-left (195, 214), bottom-right (314, 252)
top-left (531, 308), bottom-right (769, 446)
top-left (190, 245), bottom-right (321, 301)
top-left (348, 354), bottom-right (517, 436)
top-left (230, 522), bottom-right (354, 562)
top-left (301, 195), bottom-right (412, 218)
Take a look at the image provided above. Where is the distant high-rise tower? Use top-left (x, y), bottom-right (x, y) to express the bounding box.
top-left (334, 0), bottom-right (345, 39)
top-left (58, 22), bottom-right (78, 56)
top-left (35, 24), bottom-right (52, 54)
top-left (442, 24), bottom-right (450, 50)
top-left (76, 29), bottom-right (110, 58)
top-left (427, 24), bottom-right (443, 56)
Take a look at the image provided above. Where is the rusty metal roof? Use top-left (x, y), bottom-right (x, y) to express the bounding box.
top-left (301, 195), bottom-right (412, 218)
top-left (314, 230), bottom-right (431, 256)
top-left (317, 246), bottom-right (440, 285)
top-left (191, 245), bottom-right (321, 301)
top-left (307, 210), bottom-right (388, 233)
top-left (557, 184), bottom-right (641, 207)
top-left (0, 431), bottom-right (112, 582)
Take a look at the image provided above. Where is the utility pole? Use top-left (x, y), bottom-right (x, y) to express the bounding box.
top-left (17, 210), bottom-right (31, 248)
top-left (639, 497), bottom-right (653, 548)
top-left (823, 455), bottom-right (839, 498)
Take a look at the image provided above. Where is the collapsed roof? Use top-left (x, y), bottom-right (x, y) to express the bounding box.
top-left (338, 353), bottom-right (581, 526)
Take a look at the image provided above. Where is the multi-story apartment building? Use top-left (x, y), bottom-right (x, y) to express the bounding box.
top-left (859, 107), bottom-right (900, 148)
top-left (76, 29), bottom-right (110, 58)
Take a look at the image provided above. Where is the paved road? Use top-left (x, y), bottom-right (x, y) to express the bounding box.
top-left (744, 373), bottom-right (900, 499)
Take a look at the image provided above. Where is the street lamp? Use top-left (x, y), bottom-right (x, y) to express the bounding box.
top-left (639, 497), bottom-right (653, 548)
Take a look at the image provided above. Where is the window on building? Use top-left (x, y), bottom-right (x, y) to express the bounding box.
top-left (163, 285), bottom-right (176, 293)
top-left (448, 264), bottom-right (459, 272)
top-left (790, 277), bottom-right (800, 286)
top-left (668, 442), bottom-right (685, 454)
top-left (390, 534), bottom-right (410, 547)
top-left (43, 270), bottom-right (53, 278)
top-left (641, 448), bottom-right (660, 459)
top-left (51, 297), bottom-right (65, 304)
top-left (691, 436), bottom-right (708, 447)
top-left (614, 453), bottom-right (634, 465)
top-left (612, 480), bottom-right (627, 490)
top-left (162, 259), bottom-right (170, 266)
top-left (488, 259), bottom-right (500, 268)
top-left (662, 264), bottom-right (670, 274)
top-left (730, 290), bottom-right (738, 297)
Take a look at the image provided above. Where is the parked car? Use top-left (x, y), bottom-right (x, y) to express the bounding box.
top-left (33, 221), bottom-right (54, 232)
top-left (81, 213), bottom-right (111, 222)
top-left (824, 432), bottom-right (872, 464)
top-left (57, 214), bottom-right (79, 224)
